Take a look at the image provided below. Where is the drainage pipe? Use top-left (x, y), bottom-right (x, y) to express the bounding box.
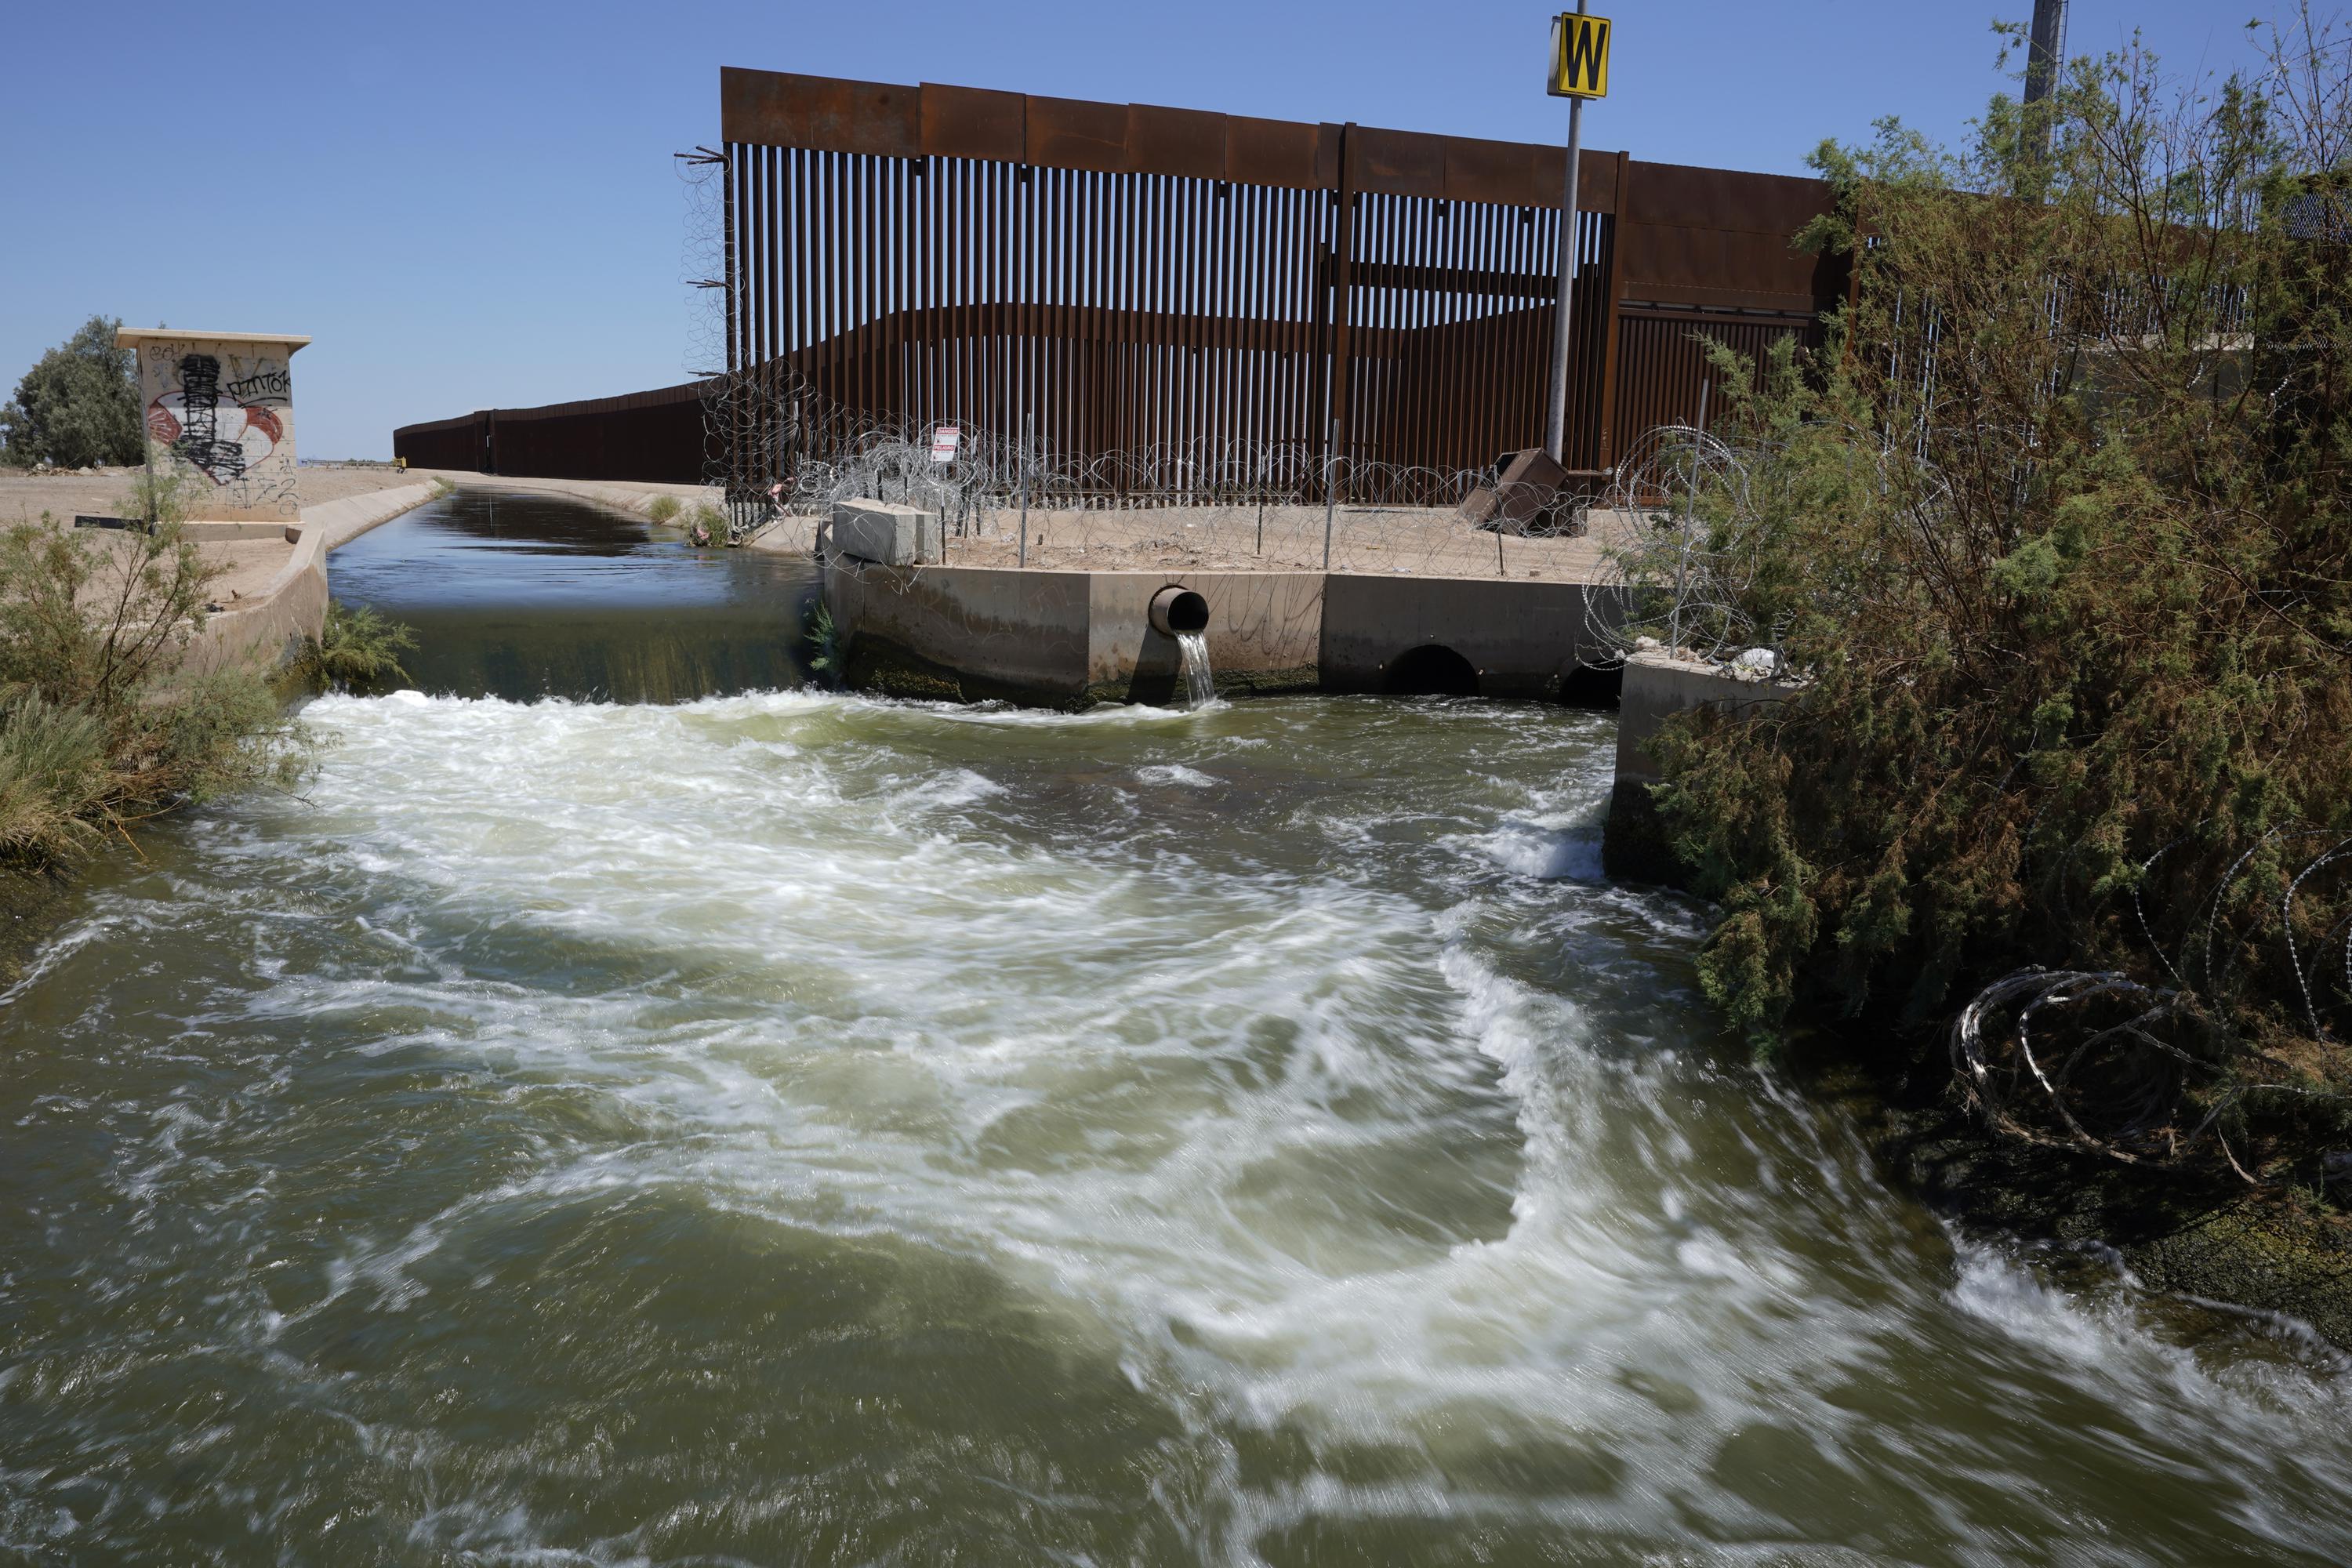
top-left (1148, 584), bottom-right (1209, 637)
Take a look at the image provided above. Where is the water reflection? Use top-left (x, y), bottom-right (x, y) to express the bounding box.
top-left (328, 488), bottom-right (817, 702)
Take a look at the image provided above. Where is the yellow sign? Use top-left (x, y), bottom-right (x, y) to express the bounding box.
top-left (1548, 12), bottom-right (1611, 99)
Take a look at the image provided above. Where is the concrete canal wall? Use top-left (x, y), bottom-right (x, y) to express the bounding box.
top-left (186, 481), bottom-right (443, 675)
top-left (822, 558), bottom-right (1612, 707)
top-left (183, 471), bottom-right (719, 677)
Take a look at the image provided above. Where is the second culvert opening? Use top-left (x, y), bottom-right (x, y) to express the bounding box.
top-left (1382, 644), bottom-right (1479, 697)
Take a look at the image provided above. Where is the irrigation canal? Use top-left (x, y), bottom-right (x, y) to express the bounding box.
top-left (4, 491), bottom-right (2351, 1562)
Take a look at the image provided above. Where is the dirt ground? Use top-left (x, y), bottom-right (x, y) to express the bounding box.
top-left (0, 463), bottom-right (432, 604)
top-left (751, 501), bottom-right (1639, 581)
top-left (0, 463), bottom-right (426, 528)
top-left (1, 466), bottom-right (1640, 591)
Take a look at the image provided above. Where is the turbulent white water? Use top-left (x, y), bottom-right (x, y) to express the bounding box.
top-left (8, 686), bottom-right (2352, 1563)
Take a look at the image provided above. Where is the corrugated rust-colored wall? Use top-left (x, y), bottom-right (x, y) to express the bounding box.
top-left (713, 71), bottom-right (1846, 501)
top-left (392, 381), bottom-right (712, 483)
top-left (390, 74), bottom-right (1847, 494)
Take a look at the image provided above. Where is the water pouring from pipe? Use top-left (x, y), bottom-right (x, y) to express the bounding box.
top-left (1175, 631), bottom-right (1214, 706)
top-left (1149, 584), bottom-right (1215, 706)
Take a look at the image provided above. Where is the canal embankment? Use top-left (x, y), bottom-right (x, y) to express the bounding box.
top-left (0, 465), bottom-right (734, 681)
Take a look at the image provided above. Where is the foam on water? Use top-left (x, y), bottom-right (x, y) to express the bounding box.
top-left (8, 687), bottom-right (2352, 1563)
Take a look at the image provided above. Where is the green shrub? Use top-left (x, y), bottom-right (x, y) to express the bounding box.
top-left (0, 466), bottom-right (307, 879)
top-left (802, 599), bottom-right (840, 682)
top-left (0, 694), bottom-right (109, 868)
top-left (647, 494), bottom-right (681, 524)
top-left (292, 600), bottom-right (418, 696)
top-left (1620, 24), bottom-right (2352, 1177)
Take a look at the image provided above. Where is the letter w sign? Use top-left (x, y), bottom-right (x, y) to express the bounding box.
top-left (1548, 13), bottom-right (1611, 99)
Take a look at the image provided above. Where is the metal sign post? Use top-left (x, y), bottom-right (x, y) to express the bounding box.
top-left (1543, 6), bottom-right (1611, 464)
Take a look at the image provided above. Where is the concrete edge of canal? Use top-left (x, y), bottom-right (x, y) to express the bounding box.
top-left (821, 556), bottom-right (1624, 709)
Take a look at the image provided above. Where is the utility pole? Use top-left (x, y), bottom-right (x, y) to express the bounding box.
top-left (2022, 0), bottom-right (2067, 163)
top-left (1543, 6), bottom-right (1610, 464)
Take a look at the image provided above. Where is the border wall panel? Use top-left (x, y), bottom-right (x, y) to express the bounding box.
top-left (400, 74), bottom-right (1839, 495)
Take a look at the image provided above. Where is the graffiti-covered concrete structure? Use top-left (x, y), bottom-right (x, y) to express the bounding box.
top-left (118, 328), bottom-right (309, 523)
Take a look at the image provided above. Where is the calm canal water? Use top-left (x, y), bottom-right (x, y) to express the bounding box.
top-left (4, 492), bottom-right (2352, 1563)
top-left (327, 488), bottom-right (819, 702)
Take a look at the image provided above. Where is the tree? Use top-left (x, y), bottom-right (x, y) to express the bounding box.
top-left (1608, 19), bottom-right (2352, 1181)
top-left (0, 316), bottom-right (143, 470)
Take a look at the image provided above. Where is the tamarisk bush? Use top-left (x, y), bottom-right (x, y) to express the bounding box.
top-left (1632, 21), bottom-right (2352, 1179)
top-left (0, 467), bottom-right (307, 877)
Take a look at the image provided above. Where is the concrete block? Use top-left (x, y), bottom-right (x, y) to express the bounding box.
top-left (1613, 651), bottom-right (1797, 787)
top-left (831, 499), bottom-right (942, 565)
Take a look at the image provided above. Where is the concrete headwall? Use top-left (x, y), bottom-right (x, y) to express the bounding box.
top-left (830, 563), bottom-right (1330, 706)
top-left (1602, 651), bottom-right (1799, 880)
top-left (826, 561), bottom-right (1094, 702)
top-left (1323, 575), bottom-right (1605, 699)
top-left (1087, 572), bottom-right (1324, 702)
top-left (823, 561), bottom-right (1614, 708)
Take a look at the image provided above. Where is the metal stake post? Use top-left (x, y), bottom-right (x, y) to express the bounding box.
top-left (1668, 379), bottom-right (1709, 656)
top-left (1323, 416), bottom-right (1338, 570)
top-left (1542, 0), bottom-right (1589, 463)
top-left (1018, 412), bottom-right (1032, 568)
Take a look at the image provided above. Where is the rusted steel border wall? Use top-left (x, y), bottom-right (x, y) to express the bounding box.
top-left (719, 70), bottom-right (1847, 502)
top-left (392, 75), bottom-right (1847, 496)
top-left (392, 381), bottom-right (711, 483)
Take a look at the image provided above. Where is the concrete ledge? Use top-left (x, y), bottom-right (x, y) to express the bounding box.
top-left (436, 471), bottom-right (724, 523)
top-left (1602, 651), bottom-right (1801, 882)
top-left (307, 481), bottom-right (443, 551)
top-left (833, 499), bottom-right (943, 566)
top-left (822, 561), bottom-right (1612, 709)
top-left (1611, 650), bottom-right (1798, 789)
top-left (183, 480), bottom-right (441, 675)
top-left (181, 520), bottom-right (303, 542)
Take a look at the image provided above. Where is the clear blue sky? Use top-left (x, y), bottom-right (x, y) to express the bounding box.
top-left (1, 1), bottom-right (2283, 459)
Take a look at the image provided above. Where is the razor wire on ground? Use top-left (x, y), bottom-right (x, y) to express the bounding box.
top-left (685, 358), bottom-right (1629, 581)
top-left (1949, 819), bottom-right (2352, 1174)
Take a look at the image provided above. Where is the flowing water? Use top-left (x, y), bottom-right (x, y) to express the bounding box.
top-left (327, 487), bottom-right (818, 702)
top-left (5, 495), bottom-right (2352, 1563)
top-left (1177, 630), bottom-right (1216, 707)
